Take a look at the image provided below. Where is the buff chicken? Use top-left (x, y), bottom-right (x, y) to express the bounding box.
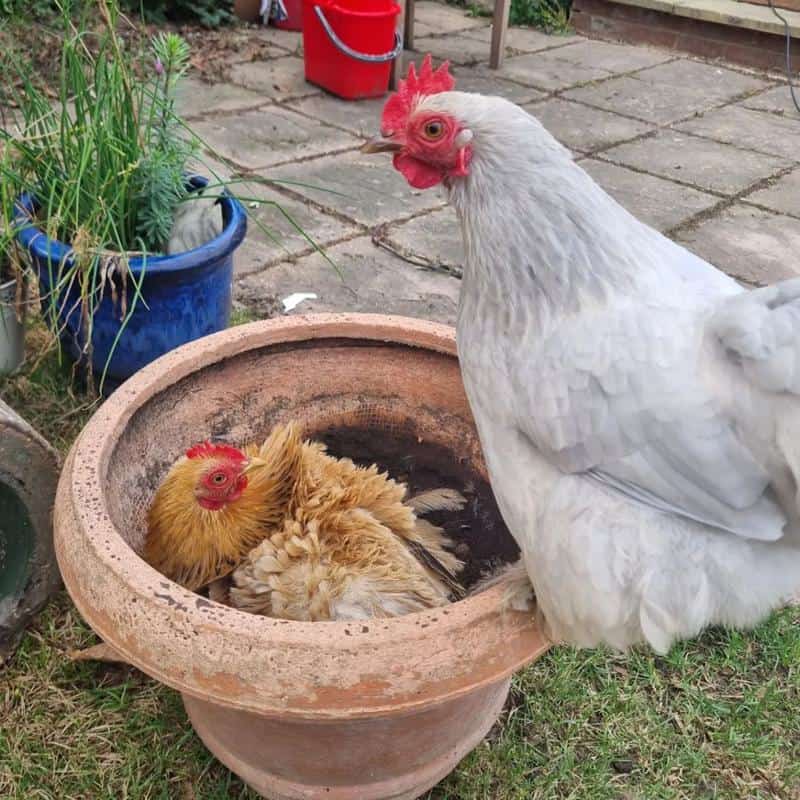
top-left (143, 422), bottom-right (467, 621)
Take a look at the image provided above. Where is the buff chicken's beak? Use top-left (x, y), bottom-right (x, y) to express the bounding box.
top-left (361, 136), bottom-right (403, 154)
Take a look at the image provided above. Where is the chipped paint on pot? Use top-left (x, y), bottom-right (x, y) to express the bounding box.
top-left (54, 313), bottom-right (551, 799)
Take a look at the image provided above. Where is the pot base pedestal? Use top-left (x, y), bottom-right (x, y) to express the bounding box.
top-left (183, 677), bottom-right (510, 800)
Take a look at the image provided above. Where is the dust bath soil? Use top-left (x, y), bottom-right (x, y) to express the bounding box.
top-left (316, 427), bottom-right (521, 590)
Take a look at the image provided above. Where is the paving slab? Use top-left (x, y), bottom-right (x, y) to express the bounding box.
top-left (261, 150), bottom-right (448, 226)
top-left (286, 94), bottom-right (385, 138)
top-left (564, 75), bottom-right (710, 125)
top-left (675, 204), bottom-right (800, 284)
top-left (411, 1), bottom-right (491, 37)
top-left (232, 180), bottom-right (359, 276)
top-left (675, 104), bottom-right (800, 163)
top-left (741, 85), bottom-right (800, 116)
top-left (499, 47), bottom-right (616, 90)
top-left (580, 158), bottom-right (720, 230)
top-left (527, 98), bottom-right (654, 153)
top-left (211, 37), bottom-right (289, 64)
top-left (228, 56), bottom-right (318, 101)
top-left (399, 57), bottom-right (547, 102)
top-left (565, 60), bottom-right (770, 124)
top-left (177, 78), bottom-right (267, 118)
top-left (191, 106), bottom-right (360, 170)
top-left (384, 207), bottom-right (464, 272)
top-left (539, 39), bottom-right (673, 74)
top-left (503, 40), bottom-right (673, 92)
top-left (249, 26), bottom-right (303, 54)
top-left (744, 168), bottom-right (800, 217)
top-left (187, 152), bottom-right (239, 182)
top-left (633, 59), bottom-right (771, 103)
top-left (462, 24), bottom-right (579, 55)
top-left (235, 235), bottom-right (461, 324)
top-left (664, 0), bottom-right (800, 38)
top-left (411, 35), bottom-right (491, 66)
top-left (602, 130), bottom-right (791, 195)
top-left (451, 66), bottom-right (547, 103)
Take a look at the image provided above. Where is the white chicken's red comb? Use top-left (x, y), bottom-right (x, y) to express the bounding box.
top-left (381, 54), bottom-right (456, 134)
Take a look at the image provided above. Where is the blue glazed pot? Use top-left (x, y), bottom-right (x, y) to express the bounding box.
top-left (16, 176), bottom-right (247, 394)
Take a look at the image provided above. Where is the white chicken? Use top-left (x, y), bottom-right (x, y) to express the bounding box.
top-left (363, 56), bottom-right (800, 653)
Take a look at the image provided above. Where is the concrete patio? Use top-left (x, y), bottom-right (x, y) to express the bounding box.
top-left (180, 1), bottom-right (800, 324)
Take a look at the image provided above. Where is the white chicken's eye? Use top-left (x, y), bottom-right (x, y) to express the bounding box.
top-left (423, 120), bottom-right (445, 140)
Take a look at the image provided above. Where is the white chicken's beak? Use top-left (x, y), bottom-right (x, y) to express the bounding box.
top-left (361, 135), bottom-right (403, 154)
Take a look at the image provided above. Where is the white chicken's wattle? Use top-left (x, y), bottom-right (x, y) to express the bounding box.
top-left (365, 57), bottom-right (800, 653)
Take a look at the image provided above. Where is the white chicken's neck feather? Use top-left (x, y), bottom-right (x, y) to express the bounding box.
top-left (420, 92), bottom-right (735, 332)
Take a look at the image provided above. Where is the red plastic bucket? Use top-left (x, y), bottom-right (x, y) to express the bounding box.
top-left (274, 0), bottom-right (304, 30)
top-left (302, 0), bottom-right (401, 100)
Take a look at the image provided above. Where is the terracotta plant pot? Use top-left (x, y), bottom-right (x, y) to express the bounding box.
top-left (54, 313), bottom-right (550, 800)
top-left (234, 0), bottom-right (262, 21)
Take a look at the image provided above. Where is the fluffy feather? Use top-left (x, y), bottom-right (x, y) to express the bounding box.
top-left (145, 423), bottom-right (466, 620)
top-left (229, 425), bottom-right (466, 620)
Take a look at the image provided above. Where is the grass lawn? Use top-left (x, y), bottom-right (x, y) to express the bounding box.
top-left (1, 323), bottom-right (799, 800)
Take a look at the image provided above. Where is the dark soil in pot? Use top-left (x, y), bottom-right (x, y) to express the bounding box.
top-left (316, 425), bottom-right (520, 590)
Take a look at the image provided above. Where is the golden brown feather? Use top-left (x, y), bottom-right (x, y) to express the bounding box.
top-left (144, 422), bottom-right (466, 620)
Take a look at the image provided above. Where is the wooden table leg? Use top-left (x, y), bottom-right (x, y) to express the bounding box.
top-left (489, 0), bottom-right (511, 69)
top-left (390, 0), bottom-right (408, 89)
top-left (404, 0), bottom-right (416, 49)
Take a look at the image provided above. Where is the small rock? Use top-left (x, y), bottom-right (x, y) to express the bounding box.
top-left (167, 190), bottom-right (224, 255)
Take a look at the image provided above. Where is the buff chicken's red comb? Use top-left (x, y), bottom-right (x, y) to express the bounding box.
top-left (186, 441), bottom-right (247, 462)
top-left (381, 54), bottom-right (456, 134)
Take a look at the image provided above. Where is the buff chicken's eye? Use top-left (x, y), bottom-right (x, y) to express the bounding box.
top-left (211, 472), bottom-right (227, 485)
top-left (423, 120), bottom-right (445, 140)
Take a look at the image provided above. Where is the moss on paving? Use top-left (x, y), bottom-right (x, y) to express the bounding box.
top-left (1, 319), bottom-right (799, 800)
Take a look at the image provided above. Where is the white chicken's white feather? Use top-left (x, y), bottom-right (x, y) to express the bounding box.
top-left (415, 91), bottom-right (800, 652)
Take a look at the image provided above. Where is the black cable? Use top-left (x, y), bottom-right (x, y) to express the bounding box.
top-left (766, 0), bottom-right (800, 114)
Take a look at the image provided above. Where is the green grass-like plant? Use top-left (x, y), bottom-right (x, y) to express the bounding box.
top-left (509, 0), bottom-right (571, 32)
top-left (2, 2), bottom-right (196, 255)
top-left (122, 0), bottom-right (233, 27)
top-left (0, 0), bottom-right (339, 393)
top-left (0, 1), bottom-right (229, 391)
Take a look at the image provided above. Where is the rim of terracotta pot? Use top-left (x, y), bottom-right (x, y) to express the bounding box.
top-left (56, 313), bottom-right (550, 720)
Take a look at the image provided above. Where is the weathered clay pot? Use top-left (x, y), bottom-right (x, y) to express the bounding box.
top-left (0, 398), bottom-right (61, 663)
top-left (54, 313), bottom-right (550, 800)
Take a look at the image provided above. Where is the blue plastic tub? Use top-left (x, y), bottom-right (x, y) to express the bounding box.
top-left (16, 176), bottom-right (246, 394)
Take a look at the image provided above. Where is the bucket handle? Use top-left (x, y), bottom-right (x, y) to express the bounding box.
top-left (313, 5), bottom-right (402, 63)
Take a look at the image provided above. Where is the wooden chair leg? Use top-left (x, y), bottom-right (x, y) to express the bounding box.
top-left (489, 0), bottom-right (511, 69)
top-left (404, 0), bottom-right (416, 49)
top-left (390, 0), bottom-right (408, 90)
